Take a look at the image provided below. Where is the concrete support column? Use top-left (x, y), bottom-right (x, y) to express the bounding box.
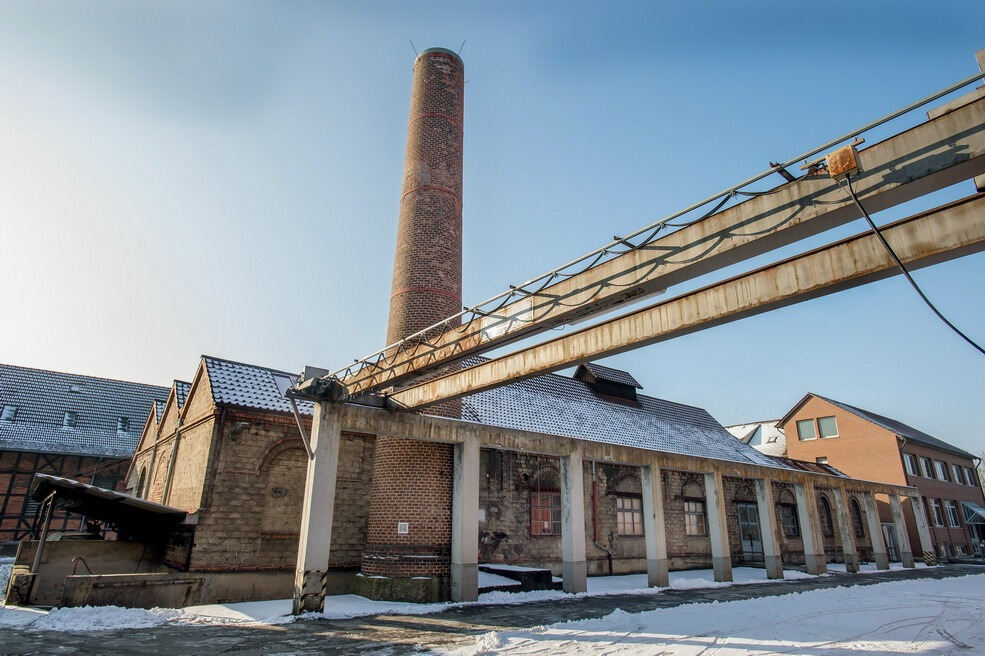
top-left (640, 463), bottom-right (669, 587)
top-left (292, 401), bottom-right (342, 614)
top-left (703, 470), bottom-right (732, 582)
top-left (911, 496), bottom-right (936, 564)
top-left (864, 492), bottom-right (890, 570)
top-left (450, 438), bottom-right (480, 602)
top-left (560, 450), bottom-right (587, 593)
top-left (832, 487), bottom-right (859, 573)
top-left (889, 495), bottom-right (915, 568)
top-left (794, 480), bottom-right (827, 574)
top-left (754, 478), bottom-right (783, 579)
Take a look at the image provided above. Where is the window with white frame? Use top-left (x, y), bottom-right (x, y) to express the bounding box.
top-left (965, 467), bottom-right (977, 486)
top-left (921, 458), bottom-right (934, 479)
top-left (616, 495), bottom-right (643, 536)
top-left (953, 464), bottom-right (963, 484)
top-left (934, 461), bottom-right (949, 482)
top-left (817, 416), bottom-right (838, 438)
top-left (931, 499), bottom-right (945, 527)
top-left (945, 500), bottom-right (961, 528)
top-left (684, 500), bottom-right (706, 536)
top-left (796, 419), bottom-right (816, 441)
top-left (903, 454), bottom-right (918, 476)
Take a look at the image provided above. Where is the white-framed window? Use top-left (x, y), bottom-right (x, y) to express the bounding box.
top-left (903, 453), bottom-right (918, 476)
top-left (921, 458), bottom-right (934, 479)
top-left (817, 416), bottom-right (838, 438)
top-left (952, 464), bottom-right (963, 484)
top-left (684, 500), bottom-right (706, 536)
top-left (931, 499), bottom-right (945, 527)
top-left (945, 500), bottom-right (961, 528)
top-left (616, 495), bottom-right (643, 536)
top-left (0, 405), bottom-right (16, 421)
top-left (965, 467), bottom-right (977, 487)
top-left (816, 456), bottom-right (828, 464)
top-left (934, 461), bottom-right (949, 482)
top-left (796, 419), bottom-right (816, 441)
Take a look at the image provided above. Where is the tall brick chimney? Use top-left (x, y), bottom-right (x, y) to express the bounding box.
top-left (360, 47), bottom-right (464, 601)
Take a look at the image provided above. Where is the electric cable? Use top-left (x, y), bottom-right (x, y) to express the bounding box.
top-left (844, 175), bottom-right (985, 357)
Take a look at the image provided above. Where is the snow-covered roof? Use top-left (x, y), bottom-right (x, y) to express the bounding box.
top-left (0, 363), bottom-right (168, 457)
top-left (725, 421), bottom-right (787, 457)
top-left (202, 355), bottom-right (785, 469)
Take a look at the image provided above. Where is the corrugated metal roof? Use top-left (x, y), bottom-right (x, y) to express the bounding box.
top-left (0, 363), bottom-right (168, 457)
top-left (813, 394), bottom-right (974, 460)
top-left (576, 363), bottom-right (643, 389)
top-left (204, 356), bottom-right (786, 469)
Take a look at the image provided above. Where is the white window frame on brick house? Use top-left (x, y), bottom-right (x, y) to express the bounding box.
top-left (796, 419), bottom-right (816, 441)
top-left (817, 416), bottom-right (838, 438)
top-left (965, 467), bottom-right (977, 487)
top-left (903, 453), bottom-right (918, 476)
top-left (952, 464), bottom-right (964, 485)
top-left (529, 490), bottom-right (561, 536)
top-left (616, 494), bottom-right (644, 536)
top-left (934, 460), bottom-right (949, 482)
top-left (945, 500), bottom-right (962, 528)
top-left (683, 500), bottom-right (706, 536)
top-left (920, 457), bottom-right (934, 479)
top-left (931, 499), bottom-right (945, 527)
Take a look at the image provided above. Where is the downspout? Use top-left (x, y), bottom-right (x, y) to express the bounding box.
top-left (591, 460), bottom-right (614, 576)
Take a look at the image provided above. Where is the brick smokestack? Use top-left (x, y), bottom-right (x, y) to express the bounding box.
top-left (361, 48), bottom-right (463, 600)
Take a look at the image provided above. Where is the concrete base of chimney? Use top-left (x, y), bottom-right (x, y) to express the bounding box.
top-left (354, 573), bottom-right (449, 604)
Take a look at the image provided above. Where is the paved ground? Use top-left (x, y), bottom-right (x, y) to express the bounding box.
top-left (5, 565), bottom-right (983, 655)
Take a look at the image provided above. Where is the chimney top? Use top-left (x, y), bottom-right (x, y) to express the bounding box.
top-left (415, 47), bottom-right (464, 67)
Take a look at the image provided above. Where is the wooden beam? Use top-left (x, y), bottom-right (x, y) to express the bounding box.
top-left (339, 97), bottom-right (985, 395)
top-left (389, 192), bottom-right (985, 410)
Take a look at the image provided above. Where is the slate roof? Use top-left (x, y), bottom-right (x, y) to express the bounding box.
top-left (174, 380), bottom-right (191, 408)
top-left (153, 400), bottom-right (165, 423)
top-left (576, 363), bottom-right (643, 389)
top-left (812, 394), bottom-right (975, 460)
top-left (202, 355), bottom-right (785, 469)
top-left (0, 363), bottom-right (168, 457)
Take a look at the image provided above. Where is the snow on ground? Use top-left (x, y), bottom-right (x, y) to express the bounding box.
top-left (439, 573), bottom-right (985, 655)
top-left (0, 563), bottom-right (937, 633)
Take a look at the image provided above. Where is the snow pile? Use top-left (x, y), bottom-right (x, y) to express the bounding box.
top-left (0, 557), bottom-right (13, 595)
top-left (441, 574), bottom-right (985, 655)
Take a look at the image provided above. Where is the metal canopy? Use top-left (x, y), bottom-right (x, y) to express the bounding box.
top-left (962, 501), bottom-right (985, 525)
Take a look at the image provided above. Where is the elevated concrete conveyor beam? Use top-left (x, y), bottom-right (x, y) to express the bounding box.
top-left (387, 192), bottom-right (985, 410)
top-left (335, 96), bottom-right (985, 397)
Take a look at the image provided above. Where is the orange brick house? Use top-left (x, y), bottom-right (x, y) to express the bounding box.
top-left (777, 394), bottom-right (985, 560)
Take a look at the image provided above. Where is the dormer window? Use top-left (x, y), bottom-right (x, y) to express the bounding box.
top-left (70, 384), bottom-right (82, 393)
top-left (63, 411), bottom-right (77, 428)
top-left (1, 405), bottom-right (16, 421)
top-left (573, 362), bottom-right (643, 404)
top-left (117, 417), bottom-right (130, 432)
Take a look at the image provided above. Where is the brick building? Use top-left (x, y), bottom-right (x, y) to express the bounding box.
top-left (0, 363), bottom-right (167, 553)
top-left (777, 393), bottom-right (985, 560)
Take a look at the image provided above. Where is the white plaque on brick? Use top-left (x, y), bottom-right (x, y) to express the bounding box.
top-left (397, 522), bottom-right (409, 535)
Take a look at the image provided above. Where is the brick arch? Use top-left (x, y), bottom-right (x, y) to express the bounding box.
top-left (733, 483), bottom-right (756, 502)
top-left (776, 487), bottom-right (796, 505)
top-left (528, 465), bottom-right (560, 491)
top-left (612, 473), bottom-right (642, 495)
top-left (256, 437), bottom-right (306, 475)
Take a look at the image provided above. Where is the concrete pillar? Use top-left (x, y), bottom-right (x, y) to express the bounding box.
top-left (832, 487), bottom-right (859, 573)
top-left (794, 480), bottom-right (827, 574)
top-left (292, 401), bottom-right (342, 614)
top-left (864, 492), bottom-right (890, 570)
top-left (911, 496), bottom-right (936, 564)
top-left (890, 495), bottom-right (915, 568)
top-left (450, 438), bottom-right (479, 602)
top-left (560, 450), bottom-right (587, 593)
top-left (703, 470), bottom-right (732, 582)
top-left (640, 463), bottom-right (669, 587)
top-left (754, 478), bottom-right (783, 579)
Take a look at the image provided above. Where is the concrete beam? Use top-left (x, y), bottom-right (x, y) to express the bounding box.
top-left (890, 495), bottom-right (915, 568)
top-left (833, 486), bottom-right (859, 573)
top-left (293, 402), bottom-right (342, 614)
top-left (335, 403), bottom-right (916, 497)
top-left (340, 97), bottom-right (985, 396)
top-left (640, 464), bottom-right (669, 587)
top-left (390, 193), bottom-right (985, 411)
top-left (864, 492), bottom-right (890, 570)
top-left (560, 450), bottom-right (587, 593)
top-left (910, 495), bottom-right (936, 564)
top-left (795, 481), bottom-right (827, 575)
top-left (450, 438), bottom-right (480, 602)
top-left (755, 478), bottom-right (783, 579)
top-left (704, 470), bottom-right (732, 582)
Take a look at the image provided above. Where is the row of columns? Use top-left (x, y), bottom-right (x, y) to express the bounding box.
top-left (292, 402), bottom-right (933, 612)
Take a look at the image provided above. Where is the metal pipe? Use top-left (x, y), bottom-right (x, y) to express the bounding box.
top-left (327, 69), bottom-right (985, 382)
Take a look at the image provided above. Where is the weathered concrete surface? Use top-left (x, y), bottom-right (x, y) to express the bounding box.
top-left (340, 96), bottom-right (985, 397)
top-left (391, 192), bottom-right (985, 411)
top-left (3, 565), bottom-right (981, 655)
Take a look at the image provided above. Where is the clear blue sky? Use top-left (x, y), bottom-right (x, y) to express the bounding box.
top-left (1, 2), bottom-right (983, 454)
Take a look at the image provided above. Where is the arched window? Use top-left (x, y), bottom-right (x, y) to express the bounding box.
top-left (819, 495), bottom-right (834, 537)
top-left (777, 488), bottom-right (800, 538)
top-left (136, 467), bottom-right (147, 499)
top-left (850, 498), bottom-right (865, 538)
